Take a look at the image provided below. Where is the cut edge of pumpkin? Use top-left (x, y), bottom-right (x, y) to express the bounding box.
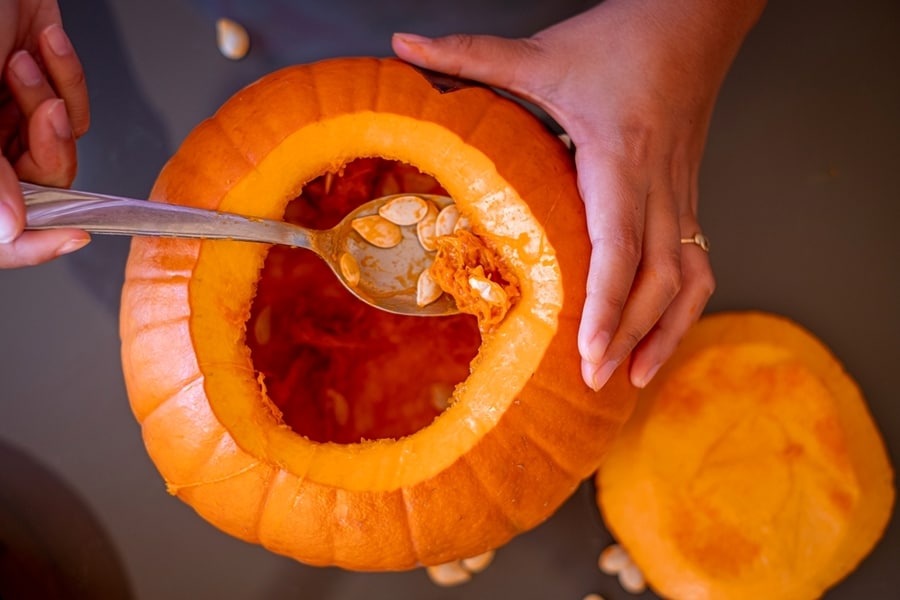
top-left (188, 112), bottom-right (563, 492)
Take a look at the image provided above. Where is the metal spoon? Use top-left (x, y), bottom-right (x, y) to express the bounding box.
top-left (21, 182), bottom-right (459, 317)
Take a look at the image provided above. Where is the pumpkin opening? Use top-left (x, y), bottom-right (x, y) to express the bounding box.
top-left (245, 158), bottom-right (483, 444)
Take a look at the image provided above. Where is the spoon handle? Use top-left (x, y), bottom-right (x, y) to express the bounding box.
top-left (21, 182), bottom-right (314, 249)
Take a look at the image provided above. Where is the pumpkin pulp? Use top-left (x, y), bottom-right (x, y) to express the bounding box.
top-left (246, 158), bottom-right (482, 444)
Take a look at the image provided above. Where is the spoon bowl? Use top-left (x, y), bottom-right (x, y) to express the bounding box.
top-left (21, 182), bottom-right (460, 317)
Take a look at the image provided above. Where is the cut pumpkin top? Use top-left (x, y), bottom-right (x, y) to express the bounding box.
top-left (597, 311), bottom-right (895, 600)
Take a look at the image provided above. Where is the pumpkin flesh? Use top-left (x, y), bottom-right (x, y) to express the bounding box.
top-left (247, 158), bottom-right (482, 444)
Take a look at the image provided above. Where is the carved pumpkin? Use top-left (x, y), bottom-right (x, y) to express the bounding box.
top-left (119, 57), bottom-right (636, 570)
top-left (596, 311), bottom-right (895, 599)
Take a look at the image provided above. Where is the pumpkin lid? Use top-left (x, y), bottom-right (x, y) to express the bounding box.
top-left (596, 311), bottom-right (895, 600)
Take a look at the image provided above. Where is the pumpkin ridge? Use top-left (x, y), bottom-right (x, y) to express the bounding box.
top-left (524, 377), bottom-right (615, 419)
top-left (399, 486), bottom-right (425, 565)
top-left (127, 314), bottom-right (190, 338)
top-left (210, 113), bottom-right (270, 171)
top-left (167, 456), bottom-right (264, 493)
top-left (138, 372), bottom-right (204, 424)
top-left (507, 417), bottom-right (579, 483)
top-left (374, 60), bottom-right (427, 118)
top-left (252, 466), bottom-right (280, 542)
top-left (203, 116), bottom-right (260, 182)
top-left (458, 451), bottom-right (525, 534)
top-left (165, 426), bottom-right (256, 491)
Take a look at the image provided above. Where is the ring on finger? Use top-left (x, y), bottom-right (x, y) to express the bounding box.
top-left (680, 232), bottom-right (710, 252)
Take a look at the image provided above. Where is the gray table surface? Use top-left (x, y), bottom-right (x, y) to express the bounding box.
top-left (1, 0), bottom-right (898, 598)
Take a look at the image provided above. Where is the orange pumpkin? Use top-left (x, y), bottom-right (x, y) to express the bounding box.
top-left (596, 311), bottom-right (895, 599)
top-left (119, 57), bottom-right (636, 570)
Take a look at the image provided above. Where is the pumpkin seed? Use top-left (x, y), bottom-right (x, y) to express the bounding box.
top-left (618, 562), bottom-right (647, 595)
top-left (327, 389), bottom-right (349, 427)
top-left (468, 275), bottom-right (507, 306)
top-left (339, 252), bottom-right (360, 286)
top-left (460, 550), bottom-right (494, 573)
top-left (253, 304), bottom-right (272, 346)
top-left (598, 543), bottom-right (630, 575)
top-left (434, 204), bottom-right (460, 237)
top-left (430, 383), bottom-right (453, 411)
top-left (426, 561), bottom-right (471, 587)
top-left (417, 269), bottom-right (443, 307)
top-left (583, 594), bottom-right (606, 600)
top-left (416, 201), bottom-right (439, 251)
top-left (453, 213), bottom-right (471, 233)
top-left (215, 18), bottom-right (250, 60)
top-left (378, 194), bottom-right (430, 226)
top-left (350, 214), bottom-right (403, 248)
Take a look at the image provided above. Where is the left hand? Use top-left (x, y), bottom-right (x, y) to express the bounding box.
top-left (0, 0), bottom-right (91, 267)
top-left (393, 0), bottom-right (765, 390)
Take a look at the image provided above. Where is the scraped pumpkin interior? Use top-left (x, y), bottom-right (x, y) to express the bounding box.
top-left (246, 158), bottom-right (484, 444)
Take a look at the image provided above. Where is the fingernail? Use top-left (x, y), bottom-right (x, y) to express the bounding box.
top-left (633, 362), bottom-right (662, 389)
top-left (49, 99), bottom-right (72, 140)
top-left (56, 236), bottom-right (90, 256)
top-left (583, 331), bottom-right (610, 365)
top-left (9, 51), bottom-right (42, 86)
top-left (589, 359), bottom-right (620, 391)
top-left (44, 24), bottom-right (73, 56)
top-left (0, 200), bottom-right (20, 243)
top-left (394, 32), bottom-right (433, 45)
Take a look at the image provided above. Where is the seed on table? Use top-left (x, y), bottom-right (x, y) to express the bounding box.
top-left (216, 18), bottom-right (250, 60)
top-left (339, 252), bottom-right (360, 286)
top-left (460, 550), bottom-right (494, 573)
top-left (378, 194), bottom-right (430, 226)
top-left (426, 561), bottom-right (472, 587)
top-left (435, 204), bottom-right (460, 237)
top-left (618, 562), bottom-right (647, 595)
top-left (351, 214), bottom-right (403, 248)
top-left (598, 543), bottom-right (630, 575)
top-left (582, 594), bottom-right (606, 600)
top-left (416, 202), bottom-right (439, 251)
top-left (417, 269), bottom-right (443, 307)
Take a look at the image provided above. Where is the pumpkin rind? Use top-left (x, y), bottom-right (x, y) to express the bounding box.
top-left (120, 57), bottom-right (636, 570)
top-left (596, 311), bottom-right (895, 599)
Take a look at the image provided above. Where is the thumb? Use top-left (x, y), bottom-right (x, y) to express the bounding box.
top-left (392, 32), bottom-right (538, 93)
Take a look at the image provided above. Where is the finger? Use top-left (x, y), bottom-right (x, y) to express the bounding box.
top-left (0, 228), bottom-right (91, 268)
top-left (629, 228), bottom-right (715, 388)
top-left (14, 97), bottom-right (77, 187)
top-left (583, 176), bottom-right (682, 390)
top-left (0, 158), bottom-right (25, 243)
top-left (392, 32), bottom-right (539, 95)
top-left (38, 24), bottom-right (90, 138)
top-left (5, 50), bottom-right (58, 120)
top-left (576, 148), bottom-right (647, 390)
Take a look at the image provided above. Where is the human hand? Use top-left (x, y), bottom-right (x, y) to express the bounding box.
top-left (393, 0), bottom-right (765, 390)
top-left (0, 0), bottom-right (90, 267)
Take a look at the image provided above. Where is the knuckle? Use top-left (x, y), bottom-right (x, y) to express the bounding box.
top-left (697, 267), bottom-right (716, 299)
top-left (653, 259), bottom-right (683, 302)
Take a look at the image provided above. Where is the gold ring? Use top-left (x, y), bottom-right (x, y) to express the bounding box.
top-left (680, 232), bottom-right (710, 252)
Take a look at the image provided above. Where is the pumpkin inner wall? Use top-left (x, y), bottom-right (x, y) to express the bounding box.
top-left (246, 158), bottom-right (482, 443)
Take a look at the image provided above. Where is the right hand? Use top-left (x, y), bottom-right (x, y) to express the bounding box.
top-left (0, 0), bottom-right (90, 268)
